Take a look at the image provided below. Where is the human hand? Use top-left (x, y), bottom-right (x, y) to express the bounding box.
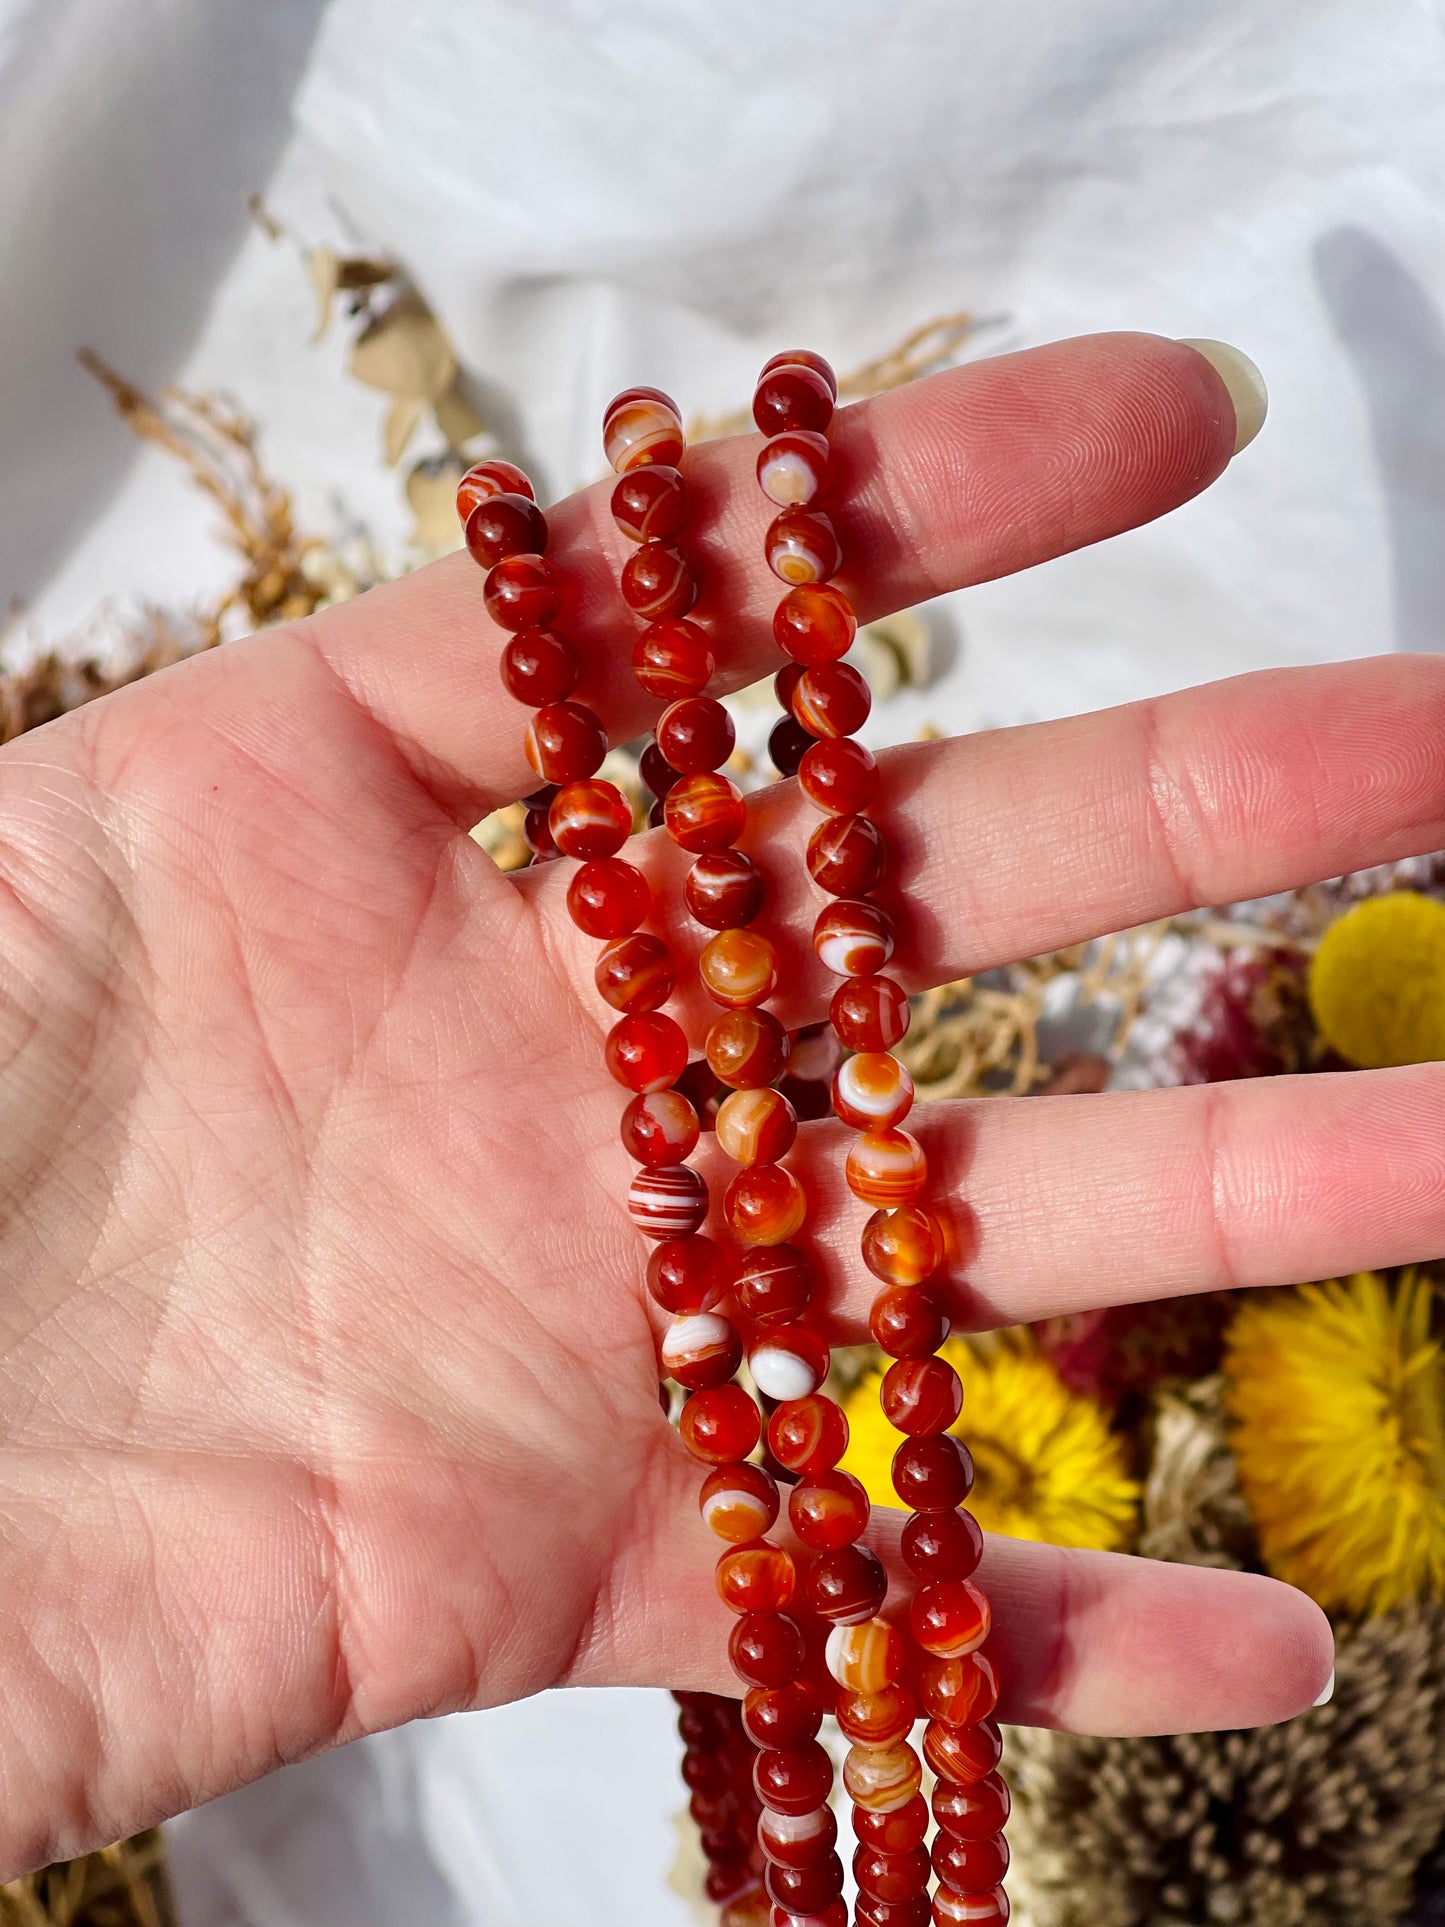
top-left (4, 332), bottom-right (1417, 1873)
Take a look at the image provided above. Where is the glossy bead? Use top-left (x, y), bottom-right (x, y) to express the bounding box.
top-left (621, 541), bottom-right (697, 620)
top-left (457, 458), bottom-right (535, 519)
top-left (658, 696), bottom-right (735, 774)
top-left (595, 933), bottom-right (674, 1015)
top-left (768, 1395), bottom-right (849, 1475)
top-left (633, 617), bottom-right (715, 698)
top-left (853, 1795), bottom-right (930, 1856)
top-left (832, 976), bottom-right (910, 1052)
top-left (754, 362), bottom-right (835, 437)
top-left (764, 1856), bottom-right (844, 1915)
top-left (549, 779), bottom-right (632, 860)
top-left (919, 1651), bottom-right (1000, 1728)
top-left (793, 662), bottom-right (871, 739)
top-left (833, 1061), bottom-right (913, 1143)
top-left (910, 1580), bottom-right (991, 1659)
top-left (862, 1204), bottom-right (941, 1285)
top-left (686, 850), bottom-right (765, 930)
top-left (854, 1845), bottom-right (932, 1904)
top-left (748, 1321), bottom-right (829, 1400)
top-left (826, 1618), bottom-right (905, 1695)
top-left (846, 1129), bottom-right (927, 1206)
top-left (663, 1312), bottom-right (742, 1390)
top-left (760, 348), bottom-right (838, 398)
top-left (726, 1166), bottom-right (807, 1248)
top-left (665, 772), bottom-right (748, 853)
top-left (800, 737), bottom-right (879, 815)
top-left (522, 806), bottom-right (558, 861)
top-left (757, 429), bottom-right (831, 509)
top-left (701, 930), bottom-right (779, 1009)
top-left (774, 583), bottom-right (857, 665)
top-left (836, 1682), bottom-right (915, 1750)
top-left (647, 1233), bottom-right (729, 1314)
top-left (604, 384), bottom-right (685, 472)
top-left (770, 1905), bottom-right (847, 1927)
top-left (893, 1434), bottom-right (975, 1512)
top-left (629, 1163), bottom-right (708, 1240)
top-left (680, 1388), bottom-right (759, 1468)
top-left (882, 1356), bottom-right (964, 1437)
top-left (737, 1243), bottom-right (812, 1328)
top-left (638, 739), bottom-right (679, 802)
top-left (841, 1738), bottom-right (922, 1812)
top-left (717, 1088), bottom-right (797, 1167)
top-left (621, 1090), bottom-right (700, 1167)
top-left (788, 1469), bottom-right (870, 1550)
top-left (766, 510), bottom-right (842, 588)
top-left (759, 1804), bottom-right (837, 1870)
top-left (933, 1771), bottom-right (1011, 1841)
top-left (611, 463), bottom-right (687, 542)
top-left (525, 701), bottom-right (607, 785)
top-left (807, 814), bottom-right (885, 898)
top-left (500, 628), bottom-right (578, 705)
top-left (743, 1680), bottom-right (825, 1750)
top-left (753, 1737), bottom-right (833, 1813)
top-left (869, 1286), bottom-right (949, 1370)
top-left (464, 491), bottom-right (548, 568)
top-left (701, 1461), bottom-right (780, 1544)
top-left (902, 1507), bottom-right (984, 1584)
top-left (933, 1888), bottom-right (1009, 1927)
top-left (768, 715), bottom-right (817, 779)
top-left (707, 1009), bottom-right (790, 1089)
top-left (856, 1891), bottom-right (931, 1927)
top-left (710, 1868), bottom-right (758, 1908)
top-left (814, 901), bottom-right (894, 978)
top-left (567, 857), bottom-right (649, 939)
top-left (605, 1011), bottom-right (689, 1093)
top-left (923, 1716), bottom-right (1003, 1785)
top-left (718, 1541), bottom-right (797, 1615)
top-left (484, 553), bottom-right (562, 631)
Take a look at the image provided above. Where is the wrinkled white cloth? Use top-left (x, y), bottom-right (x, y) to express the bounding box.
top-left (2, 0), bottom-right (1444, 1921)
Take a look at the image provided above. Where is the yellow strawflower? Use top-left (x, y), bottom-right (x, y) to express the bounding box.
top-left (1309, 891), bottom-right (1445, 1067)
top-left (840, 1330), bottom-right (1139, 1551)
top-left (1226, 1271), bottom-right (1445, 1615)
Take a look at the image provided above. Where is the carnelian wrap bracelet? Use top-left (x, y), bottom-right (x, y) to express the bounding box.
top-left (456, 349), bottom-right (1005, 1927)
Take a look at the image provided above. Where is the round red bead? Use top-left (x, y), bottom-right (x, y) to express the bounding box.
top-left (726, 1164), bottom-right (808, 1247)
top-left (800, 737), bottom-right (879, 814)
top-left (832, 976), bottom-right (910, 1052)
top-left (892, 1434), bottom-right (975, 1512)
top-left (882, 1356), bottom-right (964, 1436)
top-left (806, 1544), bottom-right (887, 1625)
top-left (794, 661), bottom-right (871, 739)
top-left (764, 1856), bottom-right (843, 1914)
top-left (768, 715), bottom-right (817, 779)
top-left (566, 857), bottom-right (649, 938)
top-left (464, 491), bottom-right (548, 568)
top-left (814, 900), bottom-right (895, 977)
top-left (611, 463), bottom-right (687, 543)
top-left (621, 1089), bottom-right (700, 1166)
top-left (870, 1284), bottom-right (948, 1359)
top-left (659, 696), bottom-right (736, 774)
top-left (525, 700), bottom-right (607, 785)
top-left (922, 1716), bottom-right (1003, 1785)
top-left (621, 541), bottom-right (697, 620)
top-left (774, 583), bottom-right (857, 664)
top-left (910, 1579), bottom-right (991, 1659)
top-left (662, 1312), bottom-right (742, 1390)
top-left (685, 850), bottom-right (764, 929)
top-left (853, 1795), bottom-right (929, 1855)
top-left (604, 1012), bottom-right (688, 1093)
top-left (549, 778), bottom-right (632, 860)
top-left (807, 814), bottom-right (885, 896)
top-left (743, 1680), bottom-right (825, 1750)
top-left (484, 553), bottom-right (562, 631)
top-left (760, 349), bottom-right (838, 398)
top-left (854, 1844), bottom-right (931, 1904)
top-left (768, 1394), bottom-right (848, 1475)
top-left (902, 1507), bottom-right (984, 1584)
top-left (836, 1682), bottom-right (916, 1749)
top-left (857, 1890), bottom-right (931, 1927)
top-left (500, 628), bottom-right (578, 705)
top-left (752, 1738), bottom-right (833, 1813)
top-left (706, 1008), bottom-right (790, 1089)
top-left (766, 509), bottom-right (842, 588)
top-left (595, 933), bottom-right (674, 1014)
top-left (932, 1770), bottom-right (1011, 1840)
top-left (628, 1163), bottom-right (709, 1240)
top-left (788, 1469), bottom-right (870, 1550)
top-left (846, 1127), bottom-right (928, 1207)
top-left (754, 362), bottom-right (835, 437)
top-left (522, 806), bottom-right (557, 861)
top-left (716, 1086), bottom-right (797, 1164)
top-left (701, 1462), bottom-right (780, 1544)
top-left (681, 1385), bottom-right (761, 1464)
top-left (933, 1833), bottom-right (1009, 1895)
top-left (666, 772), bottom-right (748, 853)
top-left (862, 1204), bottom-right (942, 1285)
top-left (718, 1541), bottom-right (797, 1615)
top-left (758, 1803), bottom-right (837, 1870)
top-left (638, 739), bottom-right (678, 800)
top-left (647, 1235), bottom-right (729, 1314)
top-left (603, 385), bottom-right (684, 472)
top-left (919, 1651), bottom-right (1000, 1728)
top-left (737, 1243), bottom-right (813, 1327)
top-left (633, 618), bottom-right (715, 697)
top-left (457, 458), bottom-right (534, 521)
top-left (757, 429), bottom-right (832, 509)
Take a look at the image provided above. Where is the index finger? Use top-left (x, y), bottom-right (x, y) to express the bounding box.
top-left (303, 332), bottom-right (1239, 818)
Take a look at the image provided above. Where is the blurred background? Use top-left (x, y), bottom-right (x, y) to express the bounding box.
top-left (1, 1), bottom-right (1444, 1924)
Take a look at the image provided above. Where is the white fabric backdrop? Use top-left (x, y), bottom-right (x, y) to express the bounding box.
top-left (1, 0), bottom-right (1444, 1919)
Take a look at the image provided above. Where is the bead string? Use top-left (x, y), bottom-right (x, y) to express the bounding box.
top-left (753, 351), bottom-right (1011, 1927)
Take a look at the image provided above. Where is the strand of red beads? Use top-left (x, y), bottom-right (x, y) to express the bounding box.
top-left (752, 351), bottom-right (1010, 1927)
top-left (601, 386), bottom-right (859, 1927)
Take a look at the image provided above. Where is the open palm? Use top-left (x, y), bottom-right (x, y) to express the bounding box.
top-left (6, 330), bottom-right (1433, 1874)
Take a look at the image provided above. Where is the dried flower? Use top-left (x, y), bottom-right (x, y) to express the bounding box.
top-left (1227, 1271), bottom-right (1445, 1614)
top-left (1309, 892), bottom-right (1445, 1068)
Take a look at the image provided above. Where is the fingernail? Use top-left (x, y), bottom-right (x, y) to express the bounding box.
top-left (1312, 1668), bottom-right (1335, 1708)
top-left (1177, 338), bottom-right (1268, 454)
